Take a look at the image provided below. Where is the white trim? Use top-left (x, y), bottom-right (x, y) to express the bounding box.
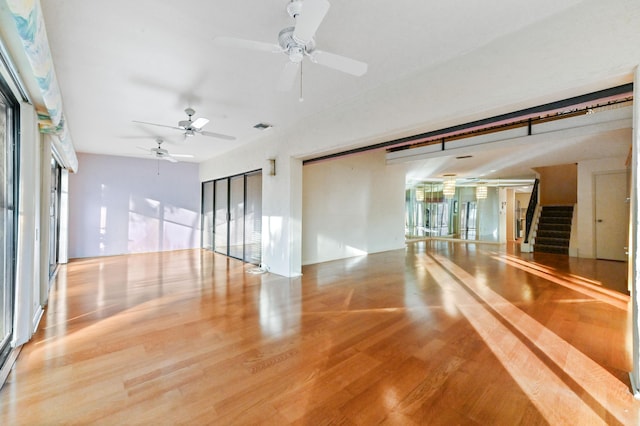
top-left (0, 346), bottom-right (22, 390)
top-left (31, 306), bottom-right (43, 334)
top-left (0, 37), bottom-right (30, 103)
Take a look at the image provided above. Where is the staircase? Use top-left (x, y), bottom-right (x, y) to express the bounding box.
top-left (534, 206), bottom-right (573, 254)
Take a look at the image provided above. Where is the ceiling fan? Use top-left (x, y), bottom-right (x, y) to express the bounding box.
top-left (138, 138), bottom-right (194, 163)
top-left (134, 108), bottom-right (236, 140)
top-left (214, 0), bottom-right (368, 91)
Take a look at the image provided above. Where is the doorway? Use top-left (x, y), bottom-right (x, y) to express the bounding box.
top-left (595, 171), bottom-right (628, 261)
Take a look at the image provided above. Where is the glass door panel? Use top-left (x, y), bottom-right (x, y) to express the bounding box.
top-left (49, 158), bottom-right (61, 276)
top-left (201, 181), bottom-right (214, 250)
top-left (0, 99), bottom-right (9, 351)
top-left (214, 179), bottom-right (228, 254)
top-left (244, 171), bottom-right (262, 264)
top-left (228, 175), bottom-right (245, 259)
top-left (0, 81), bottom-right (16, 367)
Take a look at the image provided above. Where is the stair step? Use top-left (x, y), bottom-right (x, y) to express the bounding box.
top-left (540, 207), bottom-right (573, 219)
top-left (539, 217), bottom-right (572, 224)
top-left (538, 221), bottom-right (571, 231)
top-left (540, 214), bottom-right (573, 220)
top-left (535, 237), bottom-right (569, 247)
top-left (542, 206), bottom-right (574, 212)
top-left (534, 244), bottom-right (569, 254)
top-left (537, 230), bottom-right (570, 239)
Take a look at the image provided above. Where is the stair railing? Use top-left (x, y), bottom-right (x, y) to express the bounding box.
top-left (524, 179), bottom-right (540, 243)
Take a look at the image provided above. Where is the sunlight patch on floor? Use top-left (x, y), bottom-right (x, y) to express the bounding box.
top-left (429, 253), bottom-right (638, 424)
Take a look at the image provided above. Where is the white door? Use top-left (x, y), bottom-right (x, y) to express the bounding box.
top-left (595, 171), bottom-right (628, 261)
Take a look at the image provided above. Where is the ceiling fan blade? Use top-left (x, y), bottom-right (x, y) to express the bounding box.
top-left (133, 120), bottom-right (182, 131)
top-left (310, 50), bottom-right (368, 76)
top-left (137, 146), bottom-right (152, 153)
top-left (277, 61), bottom-right (300, 92)
top-left (191, 117), bottom-right (209, 129)
top-left (171, 154), bottom-right (194, 158)
top-left (293, 0), bottom-right (330, 44)
top-left (213, 37), bottom-right (280, 53)
top-left (164, 155), bottom-right (178, 163)
top-left (200, 130), bottom-right (236, 141)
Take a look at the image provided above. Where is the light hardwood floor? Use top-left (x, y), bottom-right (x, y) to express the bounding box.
top-left (1, 241), bottom-right (639, 424)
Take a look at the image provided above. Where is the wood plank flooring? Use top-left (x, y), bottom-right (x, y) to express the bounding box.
top-left (1, 241), bottom-right (639, 424)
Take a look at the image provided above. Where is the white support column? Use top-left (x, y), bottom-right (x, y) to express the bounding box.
top-left (289, 157), bottom-right (303, 276)
top-left (13, 102), bottom-right (40, 346)
top-left (39, 137), bottom-right (52, 305)
top-left (261, 155), bottom-right (303, 277)
top-left (629, 66), bottom-right (640, 398)
top-left (58, 169), bottom-right (69, 264)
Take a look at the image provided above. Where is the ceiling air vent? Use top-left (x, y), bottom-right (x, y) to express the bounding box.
top-left (456, 155), bottom-right (473, 159)
top-left (254, 122), bottom-right (273, 130)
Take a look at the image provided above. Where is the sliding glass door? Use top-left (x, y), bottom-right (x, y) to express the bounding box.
top-left (201, 170), bottom-right (262, 264)
top-left (0, 75), bottom-right (17, 368)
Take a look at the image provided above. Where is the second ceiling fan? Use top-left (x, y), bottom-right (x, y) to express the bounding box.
top-left (134, 108), bottom-right (236, 141)
top-left (214, 0), bottom-right (368, 91)
top-left (138, 138), bottom-right (194, 163)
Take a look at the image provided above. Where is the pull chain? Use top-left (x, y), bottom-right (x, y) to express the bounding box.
top-left (299, 61), bottom-right (304, 102)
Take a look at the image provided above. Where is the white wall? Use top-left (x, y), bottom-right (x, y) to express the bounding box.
top-left (577, 154), bottom-right (629, 258)
top-left (69, 153), bottom-right (200, 258)
top-left (302, 150), bottom-right (406, 265)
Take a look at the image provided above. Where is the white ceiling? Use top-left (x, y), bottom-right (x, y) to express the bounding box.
top-left (2, 0), bottom-right (636, 182)
top-left (32, 1), bottom-right (584, 158)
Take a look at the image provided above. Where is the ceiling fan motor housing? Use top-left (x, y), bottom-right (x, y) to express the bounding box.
top-left (278, 26), bottom-right (314, 62)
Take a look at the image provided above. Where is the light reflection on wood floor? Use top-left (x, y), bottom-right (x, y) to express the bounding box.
top-left (1, 241), bottom-right (639, 424)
